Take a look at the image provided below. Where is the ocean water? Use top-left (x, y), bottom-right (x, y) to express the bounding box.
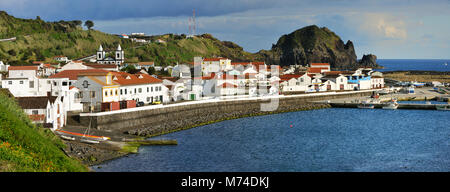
top-left (376, 59), bottom-right (450, 72)
top-left (93, 108), bottom-right (450, 172)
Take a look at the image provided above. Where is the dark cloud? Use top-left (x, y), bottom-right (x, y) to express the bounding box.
top-left (1, 0), bottom-right (306, 21)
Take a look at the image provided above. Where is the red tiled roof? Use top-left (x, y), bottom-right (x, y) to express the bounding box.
top-left (323, 71), bottom-right (344, 75)
top-left (203, 58), bottom-right (227, 62)
top-left (217, 82), bottom-right (237, 88)
top-left (279, 73), bottom-right (304, 81)
top-left (8, 66), bottom-right (39, 71)
top-left (137, 62), bottom-right (155, 66)
top-left (85, 64), bottom-right (118, 69)
top-left (311, 63), bottom-right (330, 66)
top-left (307, 67), bottom-right (328, 74)
top-left (110, 72), bottom-right (162, 85)
top-left (49, 69), bottom-right (109, 80)
top-left (32, 61), bottom-right (44, 65)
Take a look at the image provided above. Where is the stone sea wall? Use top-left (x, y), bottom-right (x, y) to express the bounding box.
top-left (79, 91), bottom-right (372, 137)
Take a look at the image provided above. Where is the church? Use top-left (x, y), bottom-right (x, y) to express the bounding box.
top-left (96, 44), bottom-right (125, 65)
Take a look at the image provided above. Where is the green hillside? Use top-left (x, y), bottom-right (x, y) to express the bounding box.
top-left (0, 11), bottom-right (260, 66)
top-left (0, 11), bottom-right (134, 65)
top-left (125, 33), bottom-right (262, 66)
top-left (0, 91), bottom-right (88, 172)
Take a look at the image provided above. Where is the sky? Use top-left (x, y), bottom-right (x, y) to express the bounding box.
top-left (1, 0), bottom-right (450, 59)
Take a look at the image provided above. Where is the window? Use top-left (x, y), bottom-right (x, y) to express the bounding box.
top-left (90, 91), bottom-right (95, 98)
top-left (105, 90), bottom-right (108, 96)
top-left (29, 81), bottom-right (34, 88)
top-left (115, 90), bottom-right (118, 96)
top-left (8, 81), bottom-right (12, 85)
top-left (138, 88), bottom-right (142, 93)
top-left (147, 87), bottom-right (149, 92)
top-left (62, 82), bottom-right (68, 86)
top-left (125, 89), bottom-right (128, 94)
top-left (300, 78), bottom-right (304, 83)
top-left (341, 78), bottom-right (343, 83)
top-left (54, 82), bottom-right (57, 86)
top-left (151, 87), bottom-right (153, 92)
top-left (110, 90), bottom-right (113, 96)
top-left (134, 88), bottom-right (137, 94)
top-left (32, 110), bottom-right (38, 115)
top-left (20, 81), bottom-right (23, 84)
top-left (120, 89), bottom-right (123, 95)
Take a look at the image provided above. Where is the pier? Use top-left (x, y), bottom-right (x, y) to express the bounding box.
top-left (328, 102), bottom-right (446, 110)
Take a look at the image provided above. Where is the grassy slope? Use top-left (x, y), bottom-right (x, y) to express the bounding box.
top-left (0, 92), bottom-right (88, 172)
top-left (0, 11), bottom-right (260, 66)
top-left (125, 34), bottom-right (260, 65)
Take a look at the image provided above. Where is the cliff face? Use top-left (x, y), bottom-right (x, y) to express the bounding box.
top-left (257, 25), bottom-right (377, 70)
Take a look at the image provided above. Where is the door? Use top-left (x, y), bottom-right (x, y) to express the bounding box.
top-left (340, 84), bottom-right (344, 90)
top-left (190, 94), bottom-right (196, 100)
top-left (327, 85), bottom-right (331, 90)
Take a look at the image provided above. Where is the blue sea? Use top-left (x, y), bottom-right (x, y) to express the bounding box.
top-left (376, 59), bottom-right (450, 72)
top-left (93, 108), bottom-right (450, 172)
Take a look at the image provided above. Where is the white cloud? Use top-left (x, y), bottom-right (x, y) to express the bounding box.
top-left (357, 13), bottom-right (408, 40)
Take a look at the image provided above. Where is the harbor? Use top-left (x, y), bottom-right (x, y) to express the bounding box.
top-left (317, 87), bottom-right (450, 110)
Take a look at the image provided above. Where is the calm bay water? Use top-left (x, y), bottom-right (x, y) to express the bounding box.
top-left (93, 108), bottom-right (450, 172)
top-left (376, 59), bottom-right (450, 72)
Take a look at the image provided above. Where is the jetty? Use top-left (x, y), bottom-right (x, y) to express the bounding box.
top-left (328, 102), bottom-right (447, 110)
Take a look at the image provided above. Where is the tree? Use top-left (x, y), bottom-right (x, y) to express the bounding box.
top-left (147, 66), bottom-right (156, 75)
top-left (84, 20), bottom-right (94, 30)
top-left (73, 20), bottom-right (82, 27)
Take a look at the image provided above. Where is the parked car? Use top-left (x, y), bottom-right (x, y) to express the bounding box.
top-left (151, 101), bottom-right (161, 105)
top-left (136, 101), bottom-right (145, 107)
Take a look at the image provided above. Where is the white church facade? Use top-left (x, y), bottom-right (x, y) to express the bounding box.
top-left (96, 45), bottom-right (125, 65)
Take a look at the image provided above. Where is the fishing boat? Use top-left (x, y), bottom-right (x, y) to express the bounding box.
top-left (357, 101), bottom-right (375, 109)
top-left (436, 105), bottom-right (450, 111)
top-left (411, 81), bottom-right (425, 87)
top-left (55, 129), bottom-right (111, 141)
top-left (382, 100), bottom-right (399, 110)
top-left (59, 135), bottom-right (75, 141)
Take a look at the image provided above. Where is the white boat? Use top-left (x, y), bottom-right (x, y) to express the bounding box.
top-left (357, 101), bottom-right (375, 109)
top-left (436, 105), bottom-right (450, 111)
top-left (80, 138), bottom-right (100, 144)
top-left (411, 81), bottom-right (425, 87)
top-left (59, 135), bottom-right (75, 141)
top-left (378, 89), bottom-right (390, 95)
top-left (382, 100), bottom-right (399, 110)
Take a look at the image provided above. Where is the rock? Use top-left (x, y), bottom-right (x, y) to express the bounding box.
top-left (257, 25), bottom-right (376, 70)
top-left (358, 54), bottom-right (381, 69)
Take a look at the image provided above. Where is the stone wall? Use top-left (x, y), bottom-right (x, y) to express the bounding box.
top-left (78, 91), bottom-right (372, 137)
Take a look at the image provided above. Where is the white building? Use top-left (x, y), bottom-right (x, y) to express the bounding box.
top-left (16, 94), bottom-right (66, 130)
top-left (96, 45), bottom-right (125, 65)
top-left (110, 72), bottom-right (168, 104)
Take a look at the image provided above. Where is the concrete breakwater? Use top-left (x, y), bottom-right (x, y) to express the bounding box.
top-left (77, 91), bottom-right (374, 137)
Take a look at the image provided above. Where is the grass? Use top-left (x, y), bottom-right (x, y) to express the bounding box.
top-left (0, 92), bottom-right (88, 172)
top-left (384, 71), bottom-right (450, 83)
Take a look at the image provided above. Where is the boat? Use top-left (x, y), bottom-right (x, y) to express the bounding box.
top-left (55, 129), bottom-right (110, 141)
top-left (436, 105), bottom-right (450, 111)
top-left (378, 89), bottom-right (390, 95)
top-left (411, 81), bottom-right (425, 87)
top-left (357, 101), bottom-right (375, 109)
top-left (382, 100), bottom-right (399, 110)
top-left (59, 135), bottom-right (75, 141)
top-left (80, 139), bottom-right (100, 144)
